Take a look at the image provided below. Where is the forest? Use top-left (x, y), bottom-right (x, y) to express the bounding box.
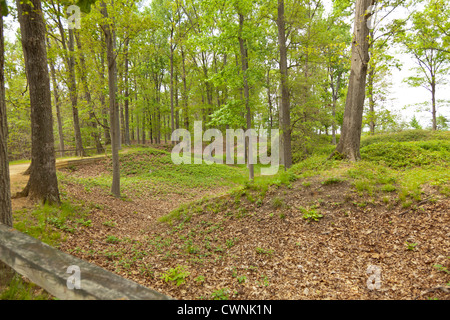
top-left (0, 0), bottom-right (449, 301)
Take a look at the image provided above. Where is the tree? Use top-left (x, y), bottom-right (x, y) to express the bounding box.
top-left (0, 3), bottom-right (14, 283)
top-left (331, 0), bottom-right (373, 161)
top-left (277, 0), bottom-right (292, 169)
top-left (100, 0), bottom-right (121, 197)
top-left (15, 0), bottom-right (60, 204)
top-left (436, 114), bottom-right (449, 130)
top-left (399, 0), bottom-right (450, 131)
top-left (410, 115), bottom-right (422, 130)
top-left (0, 0), bottom-right (12, 226)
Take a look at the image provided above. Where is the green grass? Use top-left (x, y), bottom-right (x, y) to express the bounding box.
top-left (13, 201), bottom-right (89, 247)
top-left (0, 275), bottom-right (51, 300)
top-left (360, 130), bottom-right (450, 148)
top-left (58, 147), bottom-right (249, 196)
top-left (360, 140), bottom-right (450, 168)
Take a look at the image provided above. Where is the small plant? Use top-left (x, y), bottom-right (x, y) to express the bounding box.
top-left (105, 235), bottom-right (120, 244)
top-left (75, 218), bottom-right (91, 227)
top-left (103, 220), bottom-right (117, 228)
top-left (271, 196), bottom-right (284, 209)
top-left (258, 275), bottom-right (269, 287)
top-left (226, 238), bottom-right (238, 249)
top-left (302, 181), bottom-right (311, 188)
top-left (322, 177), bottom-right (342, 185)
top-left (160, 265), bottom-right (190, 286)
top-left (405, 241), bottom-right (417, 251)
top-left (256, 247), bottom-right (273, 256)
top-left (300, 207), bottom-right (323, 222)
top-left (237, 275), bottom-right (247, 284)
top-left (381, 184), bottom-right (397, 192)
top-left (194, 275), bottom-right (205, 284)
top-left (433, 264), bottom-right (450, 275)
top-left (279, 213), bottom-right (286, 219)
top-left (210, 288), bottom-right (229, 300)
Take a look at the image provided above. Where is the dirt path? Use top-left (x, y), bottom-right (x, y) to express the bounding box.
top-left (8, 153), bottom-right (110, 211)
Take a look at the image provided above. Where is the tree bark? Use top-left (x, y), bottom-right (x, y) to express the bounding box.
top-left (238, 12), bottom-right (254, 181)
top-left (181, 46), bottom-right (189, 130)
top-left (170, 28), bottom-right (175, 144)
top-left (101, 1), bottom-right (120, 198)
top-left (0, 16), bottom-right (13, 281)
top-left (277, 0), bottom-right (292, 169)
top-left (124, 37), bottom-right (130, 145)
top-left (1, 15), bottom-right (14, 283)
top-left (0, 14), bottom-right (12, 227)
top-left (67, 28), bottom-right (85, 157)
top-left (16, 0), bottom-right (60, 204)
top-left (431, 81), bottom-right (436, 131)
top-left (333, 0), bottom-right (373, 161)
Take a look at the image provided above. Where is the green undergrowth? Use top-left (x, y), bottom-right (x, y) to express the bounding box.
top-left (360, 140), bottom-right (450, 168)
top-left (13, 200), bottom-right (92, 247)
top-left (58, 147), bottom-right (248, 195)
top-left (0, 274), bottom-right (52, 300)
top-left (160, 132), bottom-right (449, 225)
top-left (360, 130), bottom-right (450, 148)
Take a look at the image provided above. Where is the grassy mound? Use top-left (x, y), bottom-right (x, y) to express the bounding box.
top-left (360, 130), bottom-right (450, 148)
top-left (360, 140), bottom-right (450, 168)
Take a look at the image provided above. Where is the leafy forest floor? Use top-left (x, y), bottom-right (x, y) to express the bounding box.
top-left (4, 130), bottom-right (450, 300)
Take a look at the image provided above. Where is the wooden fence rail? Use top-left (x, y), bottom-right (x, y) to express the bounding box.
top-left (0, 224), bottom-right (172, 300)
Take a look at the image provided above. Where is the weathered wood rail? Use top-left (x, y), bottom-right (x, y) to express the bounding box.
top-left (0, 224), bottom-right (172, 300)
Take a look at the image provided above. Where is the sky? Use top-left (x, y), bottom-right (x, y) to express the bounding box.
top-left (3, 1), bottom-right (449, 129)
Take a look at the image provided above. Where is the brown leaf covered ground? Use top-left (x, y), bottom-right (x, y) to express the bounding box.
top-left (47, 159), bottom-right (450, 301)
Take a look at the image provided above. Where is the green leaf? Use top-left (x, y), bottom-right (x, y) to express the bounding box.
top-left (0, 0), bottom-right (8, 17)
top-left (76, 0), bottom-right (96, 13)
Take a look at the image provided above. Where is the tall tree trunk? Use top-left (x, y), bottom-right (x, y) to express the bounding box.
top-left (267, 69), bottom-right (273, 129)
top-left (16, 0), bottom-right (60, 204)
top-left (368, 29), bottom-right (376, 135)
top-left (97, 39), bottom-right (111, 145)
top-left (277, 0), bottom-right (292, 169)
top-left (124, 37), bottom-right (130, 145)
top-left (175, 71), bottom-right (179, 129)
top-left (170, 29), bottom-right (175, 144)
top-left (368, 67), bottom-right (375, 135)
top-left (238, 12), bottom-right (254, 181)
top-left (329, 68), bottom-right (341, 145)
top-left (101, 1), bottom-right (120, 197)
top-left (0, 17), bottom-right (13, 282)
top-left (431, 80), bottom-right (436, 131)
top-left (142, 112), bottom-right (146, 144)
top-left (0, 13), bottom-right (12, 227)
top-left (47, 37), bottom-right (65, 157)
top-left (67, 29), bottom-right (85, 157)
top-left (333, 0), bottom-right (372, 161)
top-left (181, 46), bottom-right (189, 130)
